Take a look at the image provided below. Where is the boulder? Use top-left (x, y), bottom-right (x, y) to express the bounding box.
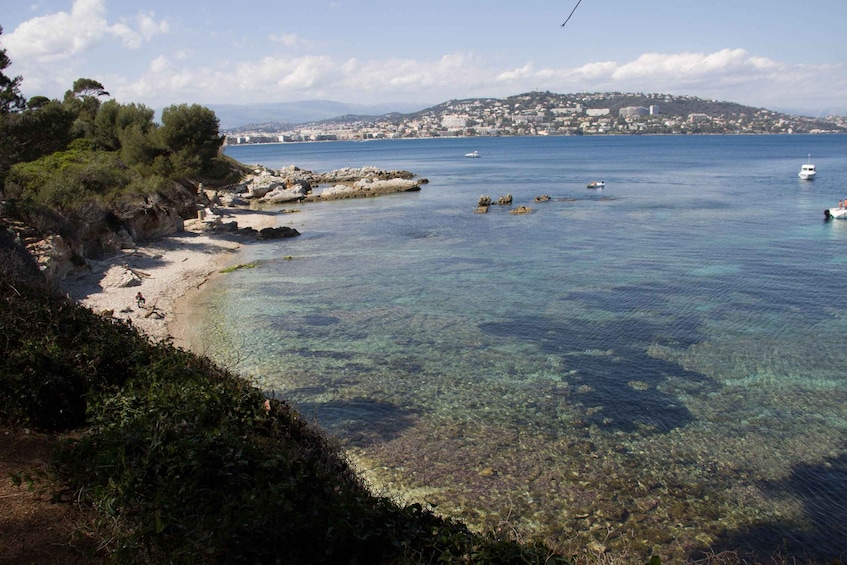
top-left (101, 266), bottom-right (143, 288)
top-left (260, 184), bottom-right (308, 203)
top-left (317, 184), bottom-right (359, 198)
top-left (28, 234), bottom-right (83, 282)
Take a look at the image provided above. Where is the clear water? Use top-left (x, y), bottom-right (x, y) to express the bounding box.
top-left (195, 135), bottom-right (847, 560)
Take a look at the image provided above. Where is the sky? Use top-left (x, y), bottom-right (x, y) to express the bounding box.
top-left (2, 0), bottom-right (846, 116)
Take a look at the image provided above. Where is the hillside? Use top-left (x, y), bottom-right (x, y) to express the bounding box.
top-left (225, 91), bottom-right (847, 142)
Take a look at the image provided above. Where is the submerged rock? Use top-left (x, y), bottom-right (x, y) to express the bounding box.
top-left (258, 226), bottom-right (301, 240)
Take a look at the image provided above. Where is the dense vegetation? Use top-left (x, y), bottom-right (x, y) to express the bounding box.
top-left (0, 26), bottom-right (240, 244)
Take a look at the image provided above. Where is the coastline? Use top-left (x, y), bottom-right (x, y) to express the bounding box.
top-left (61, 207), bottom-right (279, 349)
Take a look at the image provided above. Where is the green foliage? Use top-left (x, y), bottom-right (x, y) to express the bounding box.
top-left (69, 78), bottom-right (110, 99)
top-left (117, 174), bottom-right (174, 199)
top-left (0, 100), bottom-right (76, 186)
top-left (0, 265), bottom-right (151, 429)
top-left (0, 26), bottom-right (26, 114)
top-left (4, 146), bottom-right (132, 213)
top-left (94, 100), bottom-right (158, 153)
top-left (1, 72), bottom-right (233, 216)
top-left (62, 78), bottom-right (109, 140)
top-left (158, 103), bottom-right (225, 178)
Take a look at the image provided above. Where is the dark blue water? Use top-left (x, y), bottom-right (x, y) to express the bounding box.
top-left (202, 135), bottom-right (847, 560)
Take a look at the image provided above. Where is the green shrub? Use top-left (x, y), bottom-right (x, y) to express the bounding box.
top-left (4, 147), bottom-right (132, 212)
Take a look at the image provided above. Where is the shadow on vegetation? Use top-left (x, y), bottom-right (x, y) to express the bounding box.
top-left (701, 449), bottom-right (847, 563)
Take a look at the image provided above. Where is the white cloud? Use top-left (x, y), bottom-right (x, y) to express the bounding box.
top-left (337, 53), bottom-right (487, 96)
top-left (113, 12), bottom-right (168, 49)
top-left (136, 13), bottom-right (169, 42)
top-left (10, 9), bottom-right (842, 116)
top-left (121, 47), bottom-right (837, 112)
top-left (496, 63), bottom-right (537, 82)
top-left (5, 0), bottom-right (167, 62)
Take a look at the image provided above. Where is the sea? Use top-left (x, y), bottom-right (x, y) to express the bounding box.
top-left (192, 135), bottom-right (847, 561)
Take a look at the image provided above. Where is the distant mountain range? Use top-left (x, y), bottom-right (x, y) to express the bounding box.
top-left (209, 100), bottom-right (432, 130)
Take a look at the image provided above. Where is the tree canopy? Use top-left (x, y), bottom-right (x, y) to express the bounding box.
top-left (0, 30), bottom-right (236, 243)
top-left (0, 26), bottom-right (26, 114)
top-left (0, 34), bottom-right (231, 208)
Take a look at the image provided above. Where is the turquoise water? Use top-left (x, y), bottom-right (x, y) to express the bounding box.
top-left (198, 135), bottom-right (847, 560)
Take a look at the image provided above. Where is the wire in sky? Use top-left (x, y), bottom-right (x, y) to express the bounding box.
top-left (561, 0), bottom-right (584, 27)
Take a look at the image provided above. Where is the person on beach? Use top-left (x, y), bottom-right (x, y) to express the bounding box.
top-left (135, 291), bottom-right (145, 308)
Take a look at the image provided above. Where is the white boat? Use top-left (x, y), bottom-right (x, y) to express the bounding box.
top-left (825, 206), bottom-right (847, 220)
top-left (465, 151), bottom-right (480, 158)
top-left (799, 156), bottom-right (816, 180)
top-left (586, 181), bottom-right (605, 189)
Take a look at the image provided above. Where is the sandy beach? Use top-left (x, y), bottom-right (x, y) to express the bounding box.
top-left (61, 207), bottom-right (281, 349)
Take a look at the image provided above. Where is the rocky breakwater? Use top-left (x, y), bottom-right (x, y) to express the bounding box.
top-left (231, 165), bottom-right (427, 205)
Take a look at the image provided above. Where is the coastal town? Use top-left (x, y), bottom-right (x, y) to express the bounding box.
top-left (225, 91), bottom-right (847, 145)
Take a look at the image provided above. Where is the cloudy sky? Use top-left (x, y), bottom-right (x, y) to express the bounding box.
top-left (2, 0), bottom-right (846, 116)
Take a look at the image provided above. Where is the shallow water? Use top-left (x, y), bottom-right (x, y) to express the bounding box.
top-left (192, 135), bottom-right (847, 560)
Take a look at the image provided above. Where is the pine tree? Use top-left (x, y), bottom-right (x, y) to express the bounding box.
top-left (0, 26), bottom-right (26, 114)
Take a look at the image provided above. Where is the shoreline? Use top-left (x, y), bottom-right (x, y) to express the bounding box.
top-left (60, 207), bottom-right (279, 349)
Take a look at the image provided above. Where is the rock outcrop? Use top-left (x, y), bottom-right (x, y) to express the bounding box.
top-left (9, 163), bottom-right (422, 284)
top-left (235, 165), bottom-right (427, 203)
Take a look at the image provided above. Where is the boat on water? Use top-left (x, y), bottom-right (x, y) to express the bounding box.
top-left (825, 203), bottom-right (847, 220)
top-left (587, 181), bottom-right (605, 189)
top-left (465, 151), bottom-right (480, 158)
top-left (799, 155), bottom-right (816, 180)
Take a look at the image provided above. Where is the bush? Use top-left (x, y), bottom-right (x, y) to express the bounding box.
top-left (0, 269), bottom-right (151, 429)
top-left (4, 147), bottom-right (132, 213)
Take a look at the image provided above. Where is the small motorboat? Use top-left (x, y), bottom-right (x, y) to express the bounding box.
top-left (586, 181), bottom-right (605, 189)
top-left (799, 155), bottom-right (816, 180)
top-left (825, 203), bottom-right (847, 220)
top-left (465, 150), bottom-right (480, 158)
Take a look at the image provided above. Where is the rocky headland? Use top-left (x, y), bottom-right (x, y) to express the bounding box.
top-left (17, 164), bottom-right (426, 286)
top-left (217, 164), bottom-right (428, 205)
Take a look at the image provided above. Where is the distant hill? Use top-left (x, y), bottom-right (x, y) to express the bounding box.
top-left (209, 100), bottom-right (432, 130)
top-left (406, 91), bottom-right (767, 120)
top-left (220, 91), bottom-right (846, 138)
